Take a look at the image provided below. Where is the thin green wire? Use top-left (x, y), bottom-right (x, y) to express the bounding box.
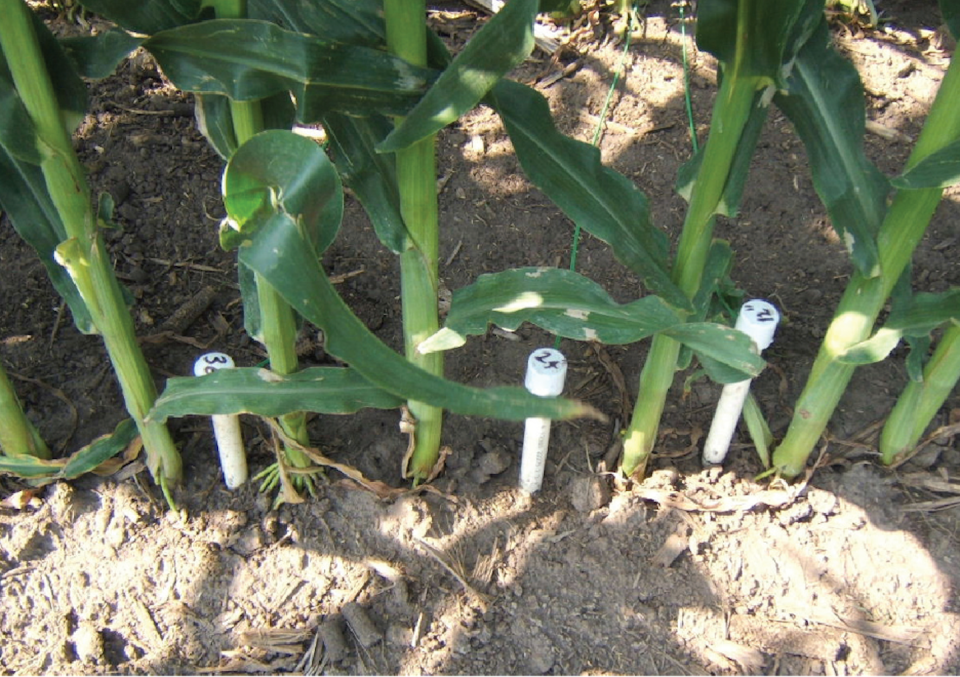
top-left (554, 2), bottom-right (698, 350)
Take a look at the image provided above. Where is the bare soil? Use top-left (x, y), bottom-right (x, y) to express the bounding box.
top-left (2, 2), bottom-right (960, 674)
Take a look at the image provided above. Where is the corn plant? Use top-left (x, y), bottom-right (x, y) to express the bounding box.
top-left (0, 0), bottom-right (181, 501)
top-left (203, 0), bottom-right (318, 495)
top-left (424, 0), bottom-right (846, 479)
top-left (382, 0), bottom-right (444, 480)
top-left (62, 0), bottom-right (609, 486)
top-left (770, 2), bottom-right (960, 477)
top-left (879, 299), bottom-right (960, 465)
top-left (0, 360), bottom-right (49, 460)
top-left (0, 418), bottom-right (138, 485)
top-left (148, 129), bottom-right (597, 436)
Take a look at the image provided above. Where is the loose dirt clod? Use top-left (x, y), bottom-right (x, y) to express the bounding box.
top-left (341, 603), bottom-right (381, 649)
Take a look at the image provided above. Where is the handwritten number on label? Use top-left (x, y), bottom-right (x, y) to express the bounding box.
top-left (534, 351), bottom-right (563, 370)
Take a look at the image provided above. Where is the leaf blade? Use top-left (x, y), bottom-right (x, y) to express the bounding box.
top-left (774, 19), bottom-right (888, 277)
top-left (143, 19), bottom-right (435, 120)
top-left (488, 79), bottom-right (686, 309)
top-left (150, 367), bottom-right (403, 421)
top-left (379, 0), bottom-right (537, 152)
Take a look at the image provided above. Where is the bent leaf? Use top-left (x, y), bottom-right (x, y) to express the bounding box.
top-left (60, 29), bottom-right (144, 80)
top-left (419, 267), bottom-right (683, 352)
top-left (420, 267), bottom-right (765, 382)
top-left (221, 130), bottom-right (341, 342)
top-left (488, 79), bottom-right (686, 309)
top-left (221, 129), bottom-right (342, 255)
top-left (891, 139), bottom-right (960, 190)
top-left (150, 367), bottom-right (403, 421)
top-left (379, 0), bottom-right (537, 152)
top-left (840, 289), bottom-right (960, 365)
top-left (774, 18), bottom-right (887, 277)
top-left (0, 418), bottom-right (138, 483)
top-left (238, 213), bottom-right (598, 421)
top-left (143, 19), bottom-right (434, 120)
top-left (223, 132), bottom-right (598, 421)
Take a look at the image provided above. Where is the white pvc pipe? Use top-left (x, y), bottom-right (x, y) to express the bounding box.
top-left (702, 300), bottom-right (780, 466)
top-left (519, 348), bottom-right (567, 494)
top-left (193, 352), bottom-right (247, 489)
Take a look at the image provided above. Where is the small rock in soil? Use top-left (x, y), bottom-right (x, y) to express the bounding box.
top-left (341, 602), bottom-right (381, 648)
top-left (386, 624), bottom-right (412, 647)
top-left (72, 623), bottom-right (104, 664)
top-left (907, 444), bottom-right (941, 469)
top-left (319, 615), bottom-right (349, 663)
top-left (523, 631), bottom-right (556, 675)
top-left (569, 474), bottom-right (611, 512)
top-left (471, 446), bottom-right (511, 484)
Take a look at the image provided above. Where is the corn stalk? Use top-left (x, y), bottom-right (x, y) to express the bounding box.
top-left (0, 0), bottom-right (181, 495)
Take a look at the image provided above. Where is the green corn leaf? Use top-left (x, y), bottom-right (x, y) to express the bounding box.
top-left (221, 129), bottom-right (342, 254)
top-left (666, 323), bottom-right (766, 382)
top-left (143, 19), bottom-right (435, 120)
top-left (77, 0), bottom-right (387, 48)
top-left (378, 0), bottom-right (537, 152)
top-left (0, 142), bottom-right (94, 335)
top-left (194, 91), bottom-right (297, 160)
top-left (676, 91), bottom-right (769, 217)
top-left (419, 267), bottom-right (685, 352)
top-left (76, 0), bottom-right (202, 34)
top-left (0, 418), bottom-right (137, 483)
top-left (60, 29), bottom-right (144, 80)
top-left (0, 63), bottom-right (42, 164)
top-left (420, 266), bottom-right (765, 382)
top-left (691, 240), bottom-right (736, 322)
top-left (0, 62), bottom-right (101, 327)
top-left (697, 0), bottom-right (822, 84)
top-left (904, 334), bottom-right (932, 382)
top-left (487, 79), bottom-right (686, 310)
top-left (891, 138), bottom-right (960, 190)
top-left (322, 111), bottom-right (409, 253)
top-left (249, 0), bottom-right (385, 46)
top-left (1, 12), bottom-right (87, 136)
top-left (942, 0), bottom-right (959, 40)
top-left (742, 392), bottom-right (774, 468)
top-left (150, 367), bottom-right (403, 421)
top-left (678, 240), bottom-right (737, 372)
top-left (221, 129), bottom-right (341, 343)
top-left (221, 131), bottom-right (596, 421)
top-left (774, 19), bottom-right (888, 278)
top-left (840, 289), bottom-right (960, 365)
top-left (238, 213), bottom-right (598, 421)
top-left (195, 94), bottom-right (240, 159)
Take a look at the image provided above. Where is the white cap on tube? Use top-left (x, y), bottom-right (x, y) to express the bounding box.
top-left (736, 299), bottom-right (780, 352)
top-left (194, 352), bottom-right (236, 376)
top-left (525, 348), bottom-right (567, 397)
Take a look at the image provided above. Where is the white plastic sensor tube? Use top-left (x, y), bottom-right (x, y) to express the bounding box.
top-left (519, 348), bottom-right (567, 494)
top-left (194, 352), bottom-right (247, 489)
top-left (702, 300), bottom-right (780, 466)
